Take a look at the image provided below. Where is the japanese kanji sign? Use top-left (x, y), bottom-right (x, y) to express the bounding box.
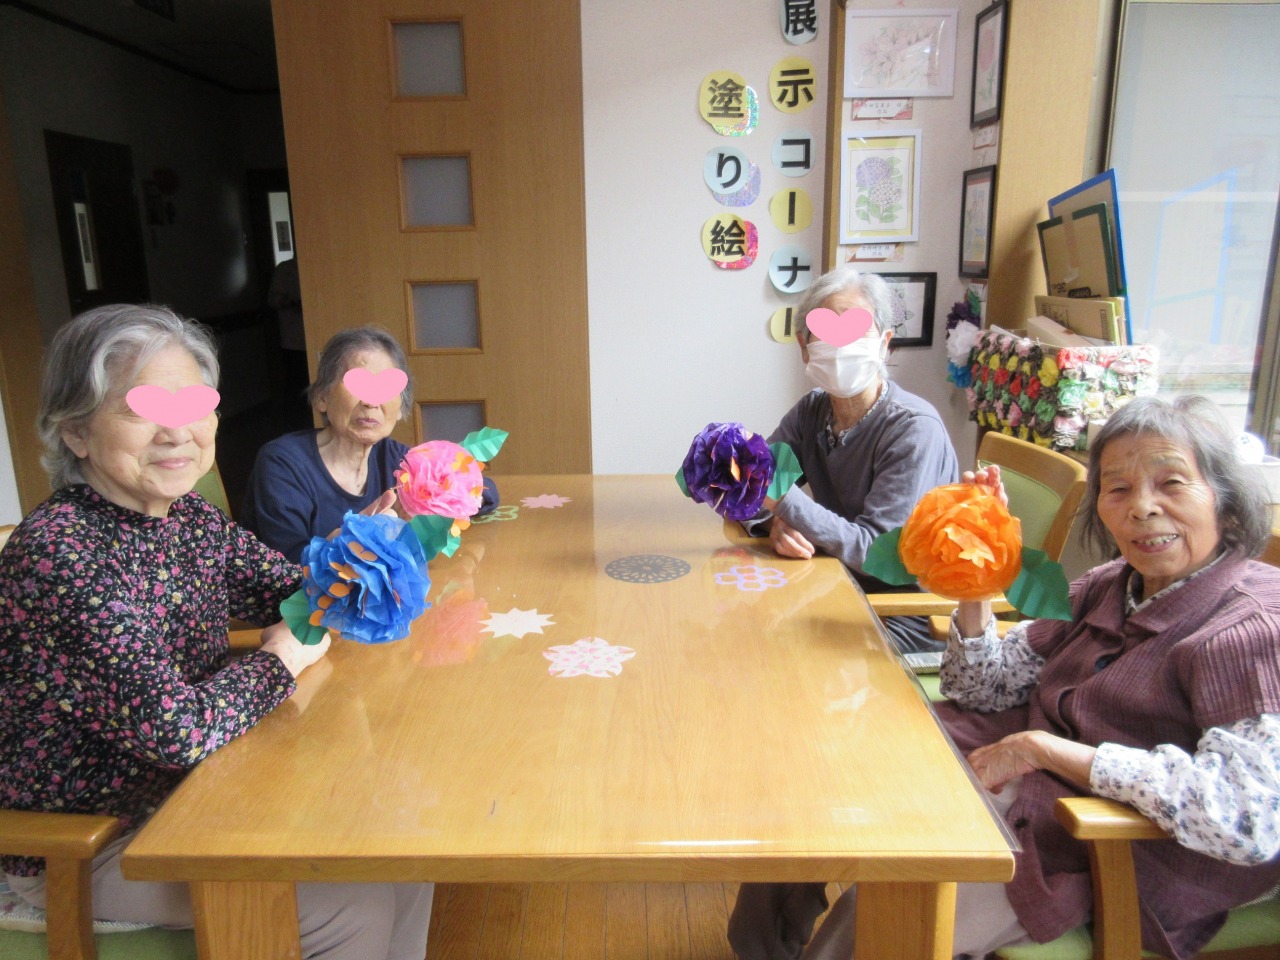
top-left (770, 57), bottom-right (816, 113)
top-left (702, 215), bottom-right (758, 270)
top-left (699, 71), bottom-right (759, 136)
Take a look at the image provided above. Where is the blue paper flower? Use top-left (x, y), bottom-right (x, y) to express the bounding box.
top-left (300, 512), bottom-right (432, 644)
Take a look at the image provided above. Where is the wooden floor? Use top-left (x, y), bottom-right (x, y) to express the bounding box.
top-left (424, 882), bottom-right (847, 960)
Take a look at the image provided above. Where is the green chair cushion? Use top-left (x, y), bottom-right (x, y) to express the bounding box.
top-left (995, 899), bottom-right (1280, 960)
top-left (978, 459), bottom-right (1059, 553)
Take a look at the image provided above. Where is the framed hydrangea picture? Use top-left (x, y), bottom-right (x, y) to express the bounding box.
top-left (875, 272), bottom-right (936, 348)
top-left (839, 130), bottom-right (922, 244)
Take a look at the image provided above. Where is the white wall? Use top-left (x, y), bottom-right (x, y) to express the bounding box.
top-left (583, 0), bottom-right (988, 473)
top-left (0, 390), bottom-right (20, 525)
top-left (0, 8), bottom-right (262, 343)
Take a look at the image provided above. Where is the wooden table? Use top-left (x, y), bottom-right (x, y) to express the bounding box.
top-left (123, 475), bottom-right (1014, 960)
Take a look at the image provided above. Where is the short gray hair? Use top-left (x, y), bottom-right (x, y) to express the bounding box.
top-left (793, 265), bottom-right (893, 341)
top-left (38, 304), bottom-right (220, 490)
top-left (308, 326), bottom-right (413, 422)
top-left (1081, 395), bottom-right (1271, 559)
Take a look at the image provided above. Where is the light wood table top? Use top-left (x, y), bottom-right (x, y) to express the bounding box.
top-left (124, 475), bottom-right (1013, 959)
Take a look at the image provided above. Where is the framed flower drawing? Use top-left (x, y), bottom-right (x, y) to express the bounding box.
top-left (839, 130), bottom-right (922, 244)
top-left (875, 272), bottom-right (936, 348)
top-left (960, 165), bottom-right (997, 278)
top-left (970, 1), bottom-right (1008, 127)
top-left (844, 8), bottom-right (958, 98)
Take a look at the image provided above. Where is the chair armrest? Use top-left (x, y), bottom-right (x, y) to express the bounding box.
top-left (0, 809), bottom-right (122, 860)
top-left (865, 591), bottom-right (1016, 618)
top-left (1054, 798), bottom-right (1169, 960)
top-left (228, 627), bottom-right (264, 651)
top-left (0, 809), bottom-right (123, 960)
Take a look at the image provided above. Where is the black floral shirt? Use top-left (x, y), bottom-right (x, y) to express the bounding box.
top-left (0, 485), bottom-right (299, 875)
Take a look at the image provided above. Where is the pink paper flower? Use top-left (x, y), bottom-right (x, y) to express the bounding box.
top-left (396, 440), bottom-right (486, 519)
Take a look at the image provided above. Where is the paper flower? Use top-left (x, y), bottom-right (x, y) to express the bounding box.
top-left (898, 484), bottom-right (1022, 601)
top-left (543, 638), bottom-right (636, 678)
top-left (396, 440), bottom-right (486, 520)
top-left (679, 422), bottom-right (775, 521)
top-left (299, 512), bottom-right (431, 644)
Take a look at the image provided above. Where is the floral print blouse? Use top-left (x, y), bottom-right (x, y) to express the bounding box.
top-left (0, 485), bottom-right (300, 875)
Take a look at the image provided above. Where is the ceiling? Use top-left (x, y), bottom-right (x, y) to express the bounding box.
top-left (10, 0), bottom-right (280, 93)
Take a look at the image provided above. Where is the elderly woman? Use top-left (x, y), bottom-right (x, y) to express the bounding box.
top-left (748, 265), bottom-right (959, 653)
top-left (242, 325), bottom-right (498, 562)
top-left (0, 304), bottom-right (434, 960)
top-left (729, 395), bottom-right (1280, 960)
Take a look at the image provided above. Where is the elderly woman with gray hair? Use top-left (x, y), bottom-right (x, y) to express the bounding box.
top-left (242, 325), bottom-right (498, 562)
top-left (0, 304), bottom-right (434, 960)
top-left (748, 264), bottom-right (959, 653)
top-left (730, 395), bottom-right (1280, 960)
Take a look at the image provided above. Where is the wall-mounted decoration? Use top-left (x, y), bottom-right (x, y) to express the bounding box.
top-left (843, 8), bottom-right (957, 99)
top-left (772, 130), bottom-right (814, 177)
top-left (780, 0), bottom-right (817, 45)
top-left (769, 305), bottom-right (800, 343)
top-left (839, 130), bottom-right (921, 244)
top-left (875, 272), bottom-right (936, 348)
top-left (970, 1), bottom-right (1008, 127)
top-left (768, 245), bottom-right (815, 293)
top-left (770, 56), bottom-right (816, 112)
top-left (699, 71), bottom-right (758, 136)
top-left (851, 98), bottom-right (913, 120)
top-left (703, 214), bottom-right (758, 270)
top-left (770, 187), bottom-right (813, 233)
top-left (960, 165), bottom-right (997, 278)
top-left (704, 146), bottom-right (760, 206)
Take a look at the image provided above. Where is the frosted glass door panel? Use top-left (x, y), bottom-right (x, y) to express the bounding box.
top-left (402, 156), bottom-right (473, 227)
top-left (393, 22), bottom-right (465, 97)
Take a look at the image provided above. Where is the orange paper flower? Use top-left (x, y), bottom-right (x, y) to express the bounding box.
top-left (898, 484), bottom-right (1022, 601)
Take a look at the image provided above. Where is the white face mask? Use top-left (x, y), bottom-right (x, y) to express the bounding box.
top-left (804, 333), bottom-right (886, 398)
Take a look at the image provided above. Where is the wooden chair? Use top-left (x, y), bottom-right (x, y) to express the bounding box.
top-left (0, 811), bottom-right (195, 960)
top-left (991, 797), bottom-right (1280, 960)
top-left (866, 431), bottom-right (1089, 639)
top-left (0, 524), bottom-right (15, 552)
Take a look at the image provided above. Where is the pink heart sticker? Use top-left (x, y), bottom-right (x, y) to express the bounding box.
top-left (344, 367), bottom-right (408, 406)
top-left (805, 307), bottom-right (875, 348)
top-left (125, 384), bottom-right (220, 429)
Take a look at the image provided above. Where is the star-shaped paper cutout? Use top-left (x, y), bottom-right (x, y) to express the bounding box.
top-left (521, 494), bottom-right (571, 509)
top-left (480, 606), bottom-right (555, 639)
top-left (543, 637), bottom-right (636, 678)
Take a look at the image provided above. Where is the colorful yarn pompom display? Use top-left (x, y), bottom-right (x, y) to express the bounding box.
top-left (898, 484), bottom-right (1022, 601)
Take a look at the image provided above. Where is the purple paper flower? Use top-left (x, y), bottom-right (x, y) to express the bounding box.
top-left (681, 422), bottom-right (775, 521)
top-left (301, 512), bottom-right (431, 644)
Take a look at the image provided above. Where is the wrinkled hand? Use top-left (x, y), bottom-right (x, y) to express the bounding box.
top-left (260, 619), bottom-right (331, 679)
top-left (961, 464), bottom-right (1008, 507)
top-left (360, 488), bottom-right (398, 518)
top-left (967, 730), bottom-right (1097, 794)
top-left (769, 515), bottom-right (815, 559)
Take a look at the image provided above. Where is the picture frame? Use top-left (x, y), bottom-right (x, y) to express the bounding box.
top-left (876, 272), bottom-right (936, 348)
top-left (839, 130), bottom-right (922, 244)
top-left (970, 1), bottom-right (1008, 127)
top-left (959, 164), bottom-right (997, 278)
top-left (843, 8), bottom-right (958, 99)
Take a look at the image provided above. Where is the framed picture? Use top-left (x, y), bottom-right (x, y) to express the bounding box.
top-left (844, 8), bottom-right (958, 99)
top-left (970, 1), bottom-right (1008, 127)
top-left (959, 165), bottom-right (997, 278)
top-left (840, 130), bottom-right (922, 244)
top-left (876, 272), bottom-right (936, 348)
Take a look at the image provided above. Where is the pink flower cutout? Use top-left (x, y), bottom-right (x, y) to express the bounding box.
top-left (544, 638), bottom-right (636, 678)
top-left (521, 494), bottom-right (571, 509)
top-left (714, 565), bottom-right (788, 592)
top-left (395, 440), bottom-right (485, 519)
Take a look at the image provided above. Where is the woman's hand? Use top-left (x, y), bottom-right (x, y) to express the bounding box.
top-left (770, 515), bottom-right (815, 559)
top-left (360, 488), bottom-right (398, 518)
top-left (967, 730), bottom-right (1097, 794)
top-left (954, 464), bottom-right (1009, 636)
top-left (259, 619), bottom-right (331, 679)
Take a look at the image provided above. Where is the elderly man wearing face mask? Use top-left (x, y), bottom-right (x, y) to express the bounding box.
top-left (747, 265), bottom-right (960, 654)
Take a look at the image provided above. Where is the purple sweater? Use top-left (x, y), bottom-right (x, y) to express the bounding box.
top-left (939, 555), bottom-right (1280, 960)
top-left (0, 486), bottom-right (299, 875)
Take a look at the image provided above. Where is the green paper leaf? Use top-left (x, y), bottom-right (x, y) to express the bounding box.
top-left (675, 465), bottom-right (691, 497)
top-left (1005, 547), bottom-right (1073, 621)
top-left (862, 527), bottom-right (917, 587)
top-left (279, 589), bottom-right (329, 646)
top-left (460, 427), bottom-right (509, 463)
top-left (410, 514), bottom-right (456, 561)
top-left (766, 442), bottom-right (803, 502)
